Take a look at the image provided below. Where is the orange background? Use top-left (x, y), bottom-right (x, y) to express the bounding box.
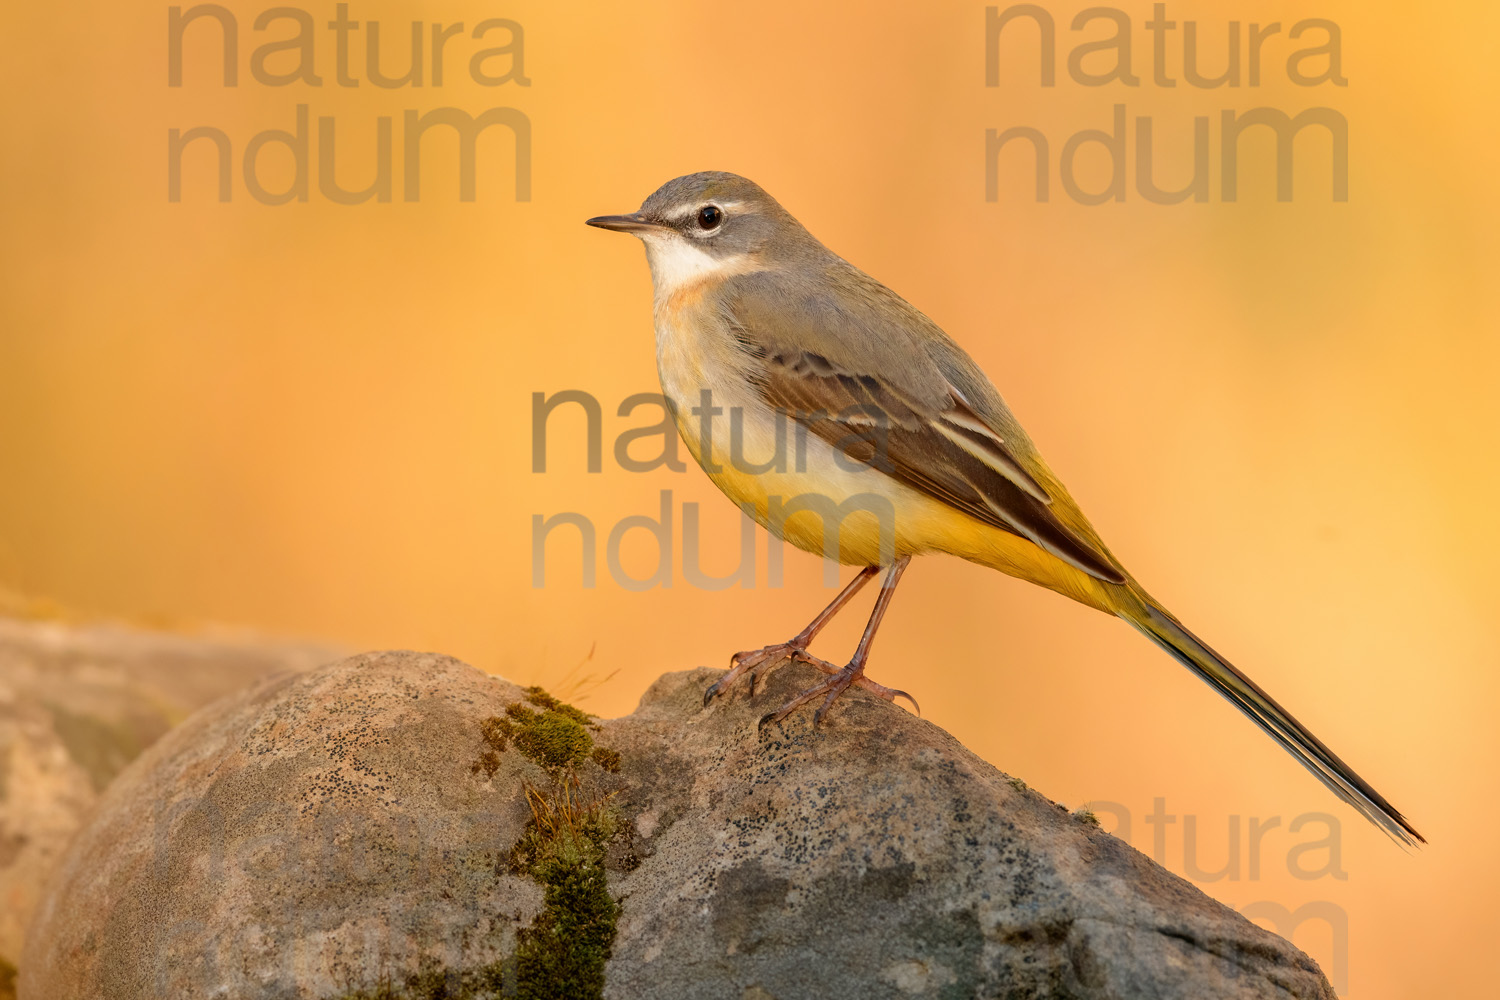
top-left (2, 2), bottom-right (1496, 995)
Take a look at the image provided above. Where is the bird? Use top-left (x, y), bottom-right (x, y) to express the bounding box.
top-left (585, 170), bottom-right (1423, 847)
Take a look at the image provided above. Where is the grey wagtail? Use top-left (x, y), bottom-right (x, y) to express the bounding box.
top-left (586, 171), bottom-right (1423, 846)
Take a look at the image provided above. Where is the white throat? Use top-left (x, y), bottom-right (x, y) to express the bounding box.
top-left (640, 233), bottom-right (749, 302)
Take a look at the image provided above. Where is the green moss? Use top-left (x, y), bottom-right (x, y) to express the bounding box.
top-left (477, 689), bottom-right (622, 997)
top-left (472, 688), bottom-right (616, 775)
top-left (512, 711), bottom-right (594, 771)
top-left (509, 784), bottom-right (620, 1000)
top-left (520, 687), bottom-right (595, 727)
top-left (515, 848), bottom-right (619, 1000)
top-left (590, 747), bottom-right (621, 773)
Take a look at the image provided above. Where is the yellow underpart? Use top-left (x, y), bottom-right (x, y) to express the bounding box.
top-left (675, 408), bottom-right (1117, 615)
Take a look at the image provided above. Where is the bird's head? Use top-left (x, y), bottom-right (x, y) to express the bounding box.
top-left (586, 171), bottom-right (816, 295)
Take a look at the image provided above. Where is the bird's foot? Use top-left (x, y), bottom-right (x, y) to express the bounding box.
top-left (757, 661), bottom-right (920, 730)
top-left (704, 642), bottom-right (828, 707)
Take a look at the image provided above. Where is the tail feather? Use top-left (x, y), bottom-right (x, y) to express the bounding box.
top-left (1121, 596), bottom-right (1424, 847)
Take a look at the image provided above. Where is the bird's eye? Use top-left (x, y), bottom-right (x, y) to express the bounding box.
top-left (697, 205), bottom-right (723, 230)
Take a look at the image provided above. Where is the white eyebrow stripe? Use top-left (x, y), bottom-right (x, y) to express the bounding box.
top-left (665, 199), bottom-right (746, 224)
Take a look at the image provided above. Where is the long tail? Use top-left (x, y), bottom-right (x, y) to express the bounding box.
top-left (1118, 592), bottom-right (1424, 847)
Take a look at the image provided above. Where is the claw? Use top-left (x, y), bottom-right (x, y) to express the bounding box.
top-left (890, 689), bottom-right (921, 717)
top-left (847, 677), bottom-right (919, 716)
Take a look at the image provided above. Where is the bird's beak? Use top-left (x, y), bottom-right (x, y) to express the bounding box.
top-left (585, 212), bottom-right (666, 234)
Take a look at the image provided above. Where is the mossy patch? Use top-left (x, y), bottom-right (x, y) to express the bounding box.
top-left (513, 710), bottom-right (593, 771)
top-left (516, 686), bottom-right (593, 725)
top-left (471, 687), bottom-right (605, 776)
top-left (509, 778), bottom-right (620, 1000)
top-left (501, 689), bottom-right (621, 1000)
top-left (475, 688), bottom-right (622, 999)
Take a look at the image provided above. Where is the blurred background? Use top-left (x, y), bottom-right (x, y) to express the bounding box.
top-left (1, 1), bottom-right (1495, 995)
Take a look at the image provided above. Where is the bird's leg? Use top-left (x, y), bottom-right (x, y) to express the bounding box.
top-left (760, 556), bottom-right (918, 728)
top-left (703, 566), bottom-right (879, 707)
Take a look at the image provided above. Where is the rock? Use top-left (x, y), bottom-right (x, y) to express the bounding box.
top-left (22, 651), bottom-right (546, 1000)
top-left (22, 650), bottom-right (1336, 1000)
top-left (607, 670), bottom-right (1335, 1000)
top-left (0, 617), bottom-right (337, 973)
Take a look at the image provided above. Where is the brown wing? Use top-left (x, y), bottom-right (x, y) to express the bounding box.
top-left (747, 348), bottom-right (1126, 585)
